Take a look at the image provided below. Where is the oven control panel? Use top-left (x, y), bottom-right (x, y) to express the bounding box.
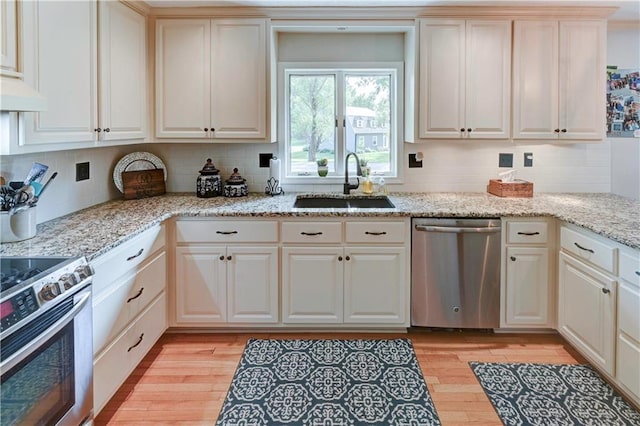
top-left (0, 288), bottom-right (39, 332)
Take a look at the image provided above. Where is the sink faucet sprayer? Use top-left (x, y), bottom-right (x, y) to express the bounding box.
top-left (344, 152), bottom-right (362, 195)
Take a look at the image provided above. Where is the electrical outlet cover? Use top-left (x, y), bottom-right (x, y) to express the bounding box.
top-left (76, 162), bottom-right (90, 181)
top-left (499, 153), bottom-right (513, 168)
top-left (259, 153), bottom-right (274, 168)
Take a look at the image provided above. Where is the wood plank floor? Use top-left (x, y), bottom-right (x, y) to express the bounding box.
top-left (95, 330), bottom-right (587, 426)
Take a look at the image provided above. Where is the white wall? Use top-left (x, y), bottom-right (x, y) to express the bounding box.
top-left (607, 22), bottom-right (640, 200)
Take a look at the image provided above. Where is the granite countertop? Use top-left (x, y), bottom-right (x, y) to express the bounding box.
top-left (0, 192), bottom-right (638, 260)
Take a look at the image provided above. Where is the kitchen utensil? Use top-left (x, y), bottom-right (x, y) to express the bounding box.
top-left (35, 171), bottom-right (57, 198)
top-left (23, 162), bottom-right (48, 185)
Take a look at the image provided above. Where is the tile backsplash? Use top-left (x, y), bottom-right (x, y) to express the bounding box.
top-left (0, 139), bottom-right (618, 224)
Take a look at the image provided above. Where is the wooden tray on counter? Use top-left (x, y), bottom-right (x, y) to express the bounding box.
top-left (487, 179), bottom-right (533, 198)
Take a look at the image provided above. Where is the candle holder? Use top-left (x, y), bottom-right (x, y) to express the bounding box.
top-left (265, 177), bottom-right (284, 196)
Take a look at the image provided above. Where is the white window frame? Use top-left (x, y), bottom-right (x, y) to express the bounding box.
top-left (278, 61), bottom-right (403, 184)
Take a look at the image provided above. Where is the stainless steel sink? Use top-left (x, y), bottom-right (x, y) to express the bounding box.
top-left (293, 195), bottom-right (395, 209)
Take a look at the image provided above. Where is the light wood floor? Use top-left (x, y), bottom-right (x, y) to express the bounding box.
top-left (95, 330), bottom-right (587, 426)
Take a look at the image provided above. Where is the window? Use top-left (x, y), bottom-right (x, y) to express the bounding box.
top-left (280, 63), bottom-right (401, 180)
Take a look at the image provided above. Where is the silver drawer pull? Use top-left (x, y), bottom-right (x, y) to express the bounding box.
top-left (365, 231), bottom-right (387, 236)
top-left (301, 232), bottom-right (323, 236)
top-left (517, 231), bottom-right (540, 236)
top-left (216, 231), bottom-right (238, 235)
top-left (126, 248), bottom-right (144, 261)
top-left (127, 287), bottom-right (144, 303)
top-left (574, 242), bottom-right (594, 253)
top-left (602, 288), bottom-right (610, 294)
top-left (127, 333), bottom-right (144, 352)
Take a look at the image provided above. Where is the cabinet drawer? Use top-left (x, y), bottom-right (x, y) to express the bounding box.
top-left (619, 281), bottom-right (640, 342)
top-left (93, 251), bottom-right (166, 355)
top-left (93, 225), bottom-right (165, 297)
top-left (506, 221), bottom-right (548, 244)
top-left (94, 292), bottom-right (167, 415)
top-left (281, 222), bottom-right (342, 243)
top-left (619, 249), bottom-right (640, 286)
top-left (561, 226), bottom-right (616, 274)
top-left (176, 220), bottom-right (278, 243)
top-left (345, 221), bottom-right (406, 243)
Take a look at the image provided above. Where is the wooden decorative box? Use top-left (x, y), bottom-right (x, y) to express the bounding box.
top-left (487, 179), bottom-right (533, 198)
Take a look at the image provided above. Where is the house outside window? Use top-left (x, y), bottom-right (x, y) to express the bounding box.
top-left (279, 63), bottom-right (401, 181)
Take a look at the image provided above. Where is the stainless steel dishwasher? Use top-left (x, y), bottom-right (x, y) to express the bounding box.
top-left (411, 218), bottom-right (501, 329)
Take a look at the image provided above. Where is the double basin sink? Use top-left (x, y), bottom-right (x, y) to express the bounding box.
top-left (293, 195), bottom-right (395, 209)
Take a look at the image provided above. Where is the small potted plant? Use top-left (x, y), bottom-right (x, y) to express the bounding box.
top-left (359, 158), bottom-right (369, 177)
top-left (317, 158), bottom-right (328, 177)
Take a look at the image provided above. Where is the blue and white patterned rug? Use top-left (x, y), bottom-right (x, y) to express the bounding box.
top-left (470, 362), bottom-right (640, 426)
top-left (216, 338), bottom-right (441, 425)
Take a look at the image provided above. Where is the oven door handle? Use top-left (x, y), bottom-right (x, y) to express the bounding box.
top-left (0, 290), bottom-right (91, 374)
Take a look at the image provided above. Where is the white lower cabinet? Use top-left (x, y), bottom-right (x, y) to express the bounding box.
top-left (558, 252), bottom-right (616, 375)
top-left (282, 247), bottom-right (343, 323)
top-left (281, 219), bottom-right (409, 326)
top-left (91, 225), bottom-right (167, 415)
top-left (344, 247), bottom-right (406, 324)
top-left (501, 218), bottom-right (554, 328)
top-left (616, 248), bottom-right (640, 403)
top-left (505, 247), bottom-right (550, 326)
top-left (173, 219), bottom-right (279, 326)
top-left (174, 245), bottom-right (278, 324)
top-left (93, 293), bottom-right (167, 414)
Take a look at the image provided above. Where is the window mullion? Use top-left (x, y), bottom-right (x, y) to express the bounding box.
top-left (335, 71), bottom-right (346, 176)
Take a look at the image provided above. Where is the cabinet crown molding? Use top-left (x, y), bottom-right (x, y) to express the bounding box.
top-left (147, 5), bottom-right (616, 20)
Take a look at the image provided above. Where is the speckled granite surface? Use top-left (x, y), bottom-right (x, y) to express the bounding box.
top-left (0, 192), bottom-right (638, 260)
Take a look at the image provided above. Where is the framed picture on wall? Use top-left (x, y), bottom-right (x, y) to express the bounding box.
top-left (607, 66), bottom-right (640, 138)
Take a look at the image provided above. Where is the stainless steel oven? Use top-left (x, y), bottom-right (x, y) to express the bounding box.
top-left (1, 257), bottom-right (94, 426)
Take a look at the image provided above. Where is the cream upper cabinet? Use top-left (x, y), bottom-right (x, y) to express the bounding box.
top-left (18, 0), bottom-right (147, 152)
top-left (98, 0), bottom-right (147, 141)
top-left (512, 20), bottom-right (606, 140)
top-left (21, 0), bottom-right (98, 146)
top-left (0, 0), bottom-right (17, 74)
top-left (155, 18), bottom-right (268, 141)
top-left (418, 19), bottom-right (511, 139)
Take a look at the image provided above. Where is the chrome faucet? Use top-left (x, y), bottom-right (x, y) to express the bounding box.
top-left (343, 152), bottom-right (362, 195)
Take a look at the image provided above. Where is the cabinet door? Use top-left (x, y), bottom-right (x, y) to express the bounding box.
top-left (465, 20), bottom-right (511, 139)
top-left (0, 0), bottom-right (17, 73)
top-left (282, 247), bottom-right (343, 323)
top-left (504, 247), bottom-right (550, 326)
top-left (155, 19), bottom-right (210, 138)
top-left (210, 19), bottom-right (267, 139)
top-left (21, 0), bottom-right (98, 144)
top-left (227, 246), bottom-right (278, 323)
top-left (98, 1), bottom-right (146, 141)
top-left (559, 20), bottom-right (605, 140)
top-left (418, 19), bottom-right (465, 139)
top-left (175, 246), bottom-right (226, 323)
top-left (344, 247), bottom-right (406, 324)
top-left (512, 21), bottom-right (559, 139)
top-left (558, 252), bottom-right (616, 374)
top-left (617, 280), bottom-right (640, 400)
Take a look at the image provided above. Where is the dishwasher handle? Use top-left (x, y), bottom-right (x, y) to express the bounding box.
top-left (414, 224), bottom-right (501, 234)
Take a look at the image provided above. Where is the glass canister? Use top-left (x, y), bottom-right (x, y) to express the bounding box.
top-left (196, 158), bottom-right (222, 198)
